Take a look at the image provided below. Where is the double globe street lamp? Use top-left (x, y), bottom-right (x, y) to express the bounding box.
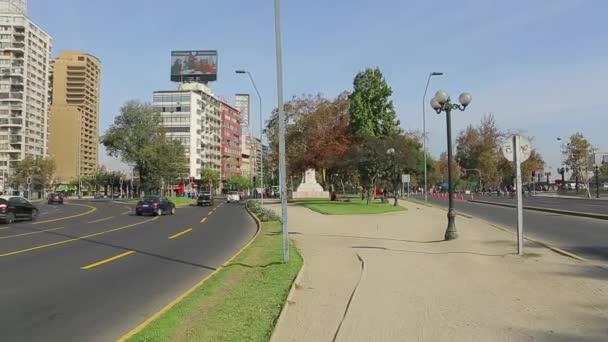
top-left (431, 90), bottom-right (472, 240)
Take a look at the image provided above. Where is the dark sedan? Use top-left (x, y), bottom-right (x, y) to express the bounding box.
top-left (0, 196), bottom-right (39, 224)
top-left (47, 193), bottom-right (64, 204)
top-left (135, 196), bottom-right (176, 216)
top-left (197, 192), bottom-right (214, 206)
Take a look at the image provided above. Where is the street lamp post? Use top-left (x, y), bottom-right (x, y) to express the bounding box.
top-left (594, 166), bottom-right (600, 199)
top-left (235, 69), bottom-right (264, 206)
top-left (422, 72), bottom-right (444, 202)
top-left (431, 90), bottom-right (472, 240)
top-left (274, 0), bottom-right (289, 262)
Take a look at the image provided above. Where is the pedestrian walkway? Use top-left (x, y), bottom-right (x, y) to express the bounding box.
top-left (270, 201), bottom-right (608, 342)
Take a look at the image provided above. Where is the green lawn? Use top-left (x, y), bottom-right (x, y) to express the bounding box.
top-left (167, 196), bottom-right (196, 206)
top-left (125, 220), bottom-right (303, 342)
top-left (295, 198), bottom-right (405, 215)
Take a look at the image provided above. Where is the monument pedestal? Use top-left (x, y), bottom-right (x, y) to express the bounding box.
top-left (292, 169), bottom-right (330, 199)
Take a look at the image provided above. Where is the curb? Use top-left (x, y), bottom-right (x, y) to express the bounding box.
top-left (471, 199), bottom-right (608, 220)
top-left (486, 222), bottom-right (592, 264)
top-left (269, 258), bottom-right (306, 342)
top-left (116, 202), bottom-right (261, 341)
top-left (404, 198), bottom-right (473, 219)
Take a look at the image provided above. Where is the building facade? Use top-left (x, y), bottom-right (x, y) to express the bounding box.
top-left (220, 101), bottom-right (241, 179)
top-left (48, 51), bottom-right (101, 182)
top-left (0, 0), bottom-right (52, 187)
top-left (152, 82), bottom-right (221, 179)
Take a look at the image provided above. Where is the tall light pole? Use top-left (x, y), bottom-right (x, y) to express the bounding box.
top-left (431, 90), bottom-right (472, 240)
top-left (274, 0), bottom-right (289, 262)
top-left (235, 69), bottom-right (264, 205)
top-left (422, 72), bottom-right (443, 202)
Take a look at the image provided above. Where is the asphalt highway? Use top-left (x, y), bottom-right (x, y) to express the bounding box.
top-left (471, 194), bottom-right (608, 215)
top-left (414, 195), bottom-right (608, 268)
top-left (0, 200), bottom-right (256, 342)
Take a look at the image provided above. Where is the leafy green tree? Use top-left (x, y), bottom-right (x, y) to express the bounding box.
top-left (226, 174), bottom-right (251, 191)
top-left (349, 67), bottom-right (400, 137)
top-left (383, 134), bottom-right (425, 206)
top-left (563, 132), bottom-right (593, 196)
top-left (102, 100), bottom-right (180, 194)
top-left (9, 156), bottom-right (56, 196)
top-left (200, 168), bottom-right (220, 192)
top-left (146, 137), bottom-right (189, 194)
top-left (455, 114), bottom-right (501, 188)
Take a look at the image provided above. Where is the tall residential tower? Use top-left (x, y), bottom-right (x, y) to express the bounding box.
top-left (0, 0), bottom-right (52, 188)
top-left (48, 51), bottom-right (101, 182)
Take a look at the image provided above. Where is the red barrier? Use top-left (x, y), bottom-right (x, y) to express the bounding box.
top-left (461, 195), bottom-right (465, 201)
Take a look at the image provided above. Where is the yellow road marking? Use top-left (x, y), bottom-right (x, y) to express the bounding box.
top-left (81, 251), bottom-right (136, 270)
top-left (168, 228), bottom-right (193, 240)
top-left (87, 216), bottom-right (114, 224)
top-left (200, 217), bottom-right (207, 223)
top-left (0, 227), bottom-right (10, 231)
top-left (0, 216), bottom-right (160, 258)
top-left (120, 210), bottom-right (131, 216)
top-left (33, 203), bottom-right (97, 225)
top-left (0, 227), bottom-right (64, 240)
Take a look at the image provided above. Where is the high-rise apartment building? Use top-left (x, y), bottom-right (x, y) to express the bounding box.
top-left (220, 101), bottom-right (241, 179)
top-left (48, 51), bottom-right (101, 182)
top-left (152, 82), bottom-right (221, 179)
top-left (0, 0), bottom-right (52, 186)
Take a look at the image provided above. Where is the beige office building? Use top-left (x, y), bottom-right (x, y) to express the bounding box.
top-left (48, 51), bottom-right (101, 182)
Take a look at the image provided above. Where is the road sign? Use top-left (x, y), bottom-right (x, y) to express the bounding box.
top-left (401, 174), bottom-right (410, 183)
top-left (501, 135), bottom-right (531, 162)
top-left (26, 177), bottom-right (31, 185)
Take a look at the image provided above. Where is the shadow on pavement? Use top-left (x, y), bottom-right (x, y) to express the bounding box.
top-left (224, 261), bottom-right (284, 269)
top-left (4, 223), bottom-right (218, 271)
top-left (551, 265), bottom-right (608, 281)
top-left (279, 232), bottom-right (444, 244)
top-left (351, 245), bottom-right (514, 258)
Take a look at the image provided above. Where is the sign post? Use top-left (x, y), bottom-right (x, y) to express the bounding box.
top-left (402, 174), bottom-right (411, 198)
top-left (501, 135), bottom-right (531, 255)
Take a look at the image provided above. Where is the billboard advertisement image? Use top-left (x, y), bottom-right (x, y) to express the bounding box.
top-left (235, 94), bottom-right (250, 127)
top-left (171, 50), bottom-right (218, 82)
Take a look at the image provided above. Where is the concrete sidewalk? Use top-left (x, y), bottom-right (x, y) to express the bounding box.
top-left (270, 202), bottom-right (608, 342)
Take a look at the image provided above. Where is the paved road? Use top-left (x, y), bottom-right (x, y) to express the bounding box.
top-left (471, 194), bottom-right (608, 215)
top-left (413, 195), bottom-right (608, 268)
top-left (0, 200), bottom-right (256, 342)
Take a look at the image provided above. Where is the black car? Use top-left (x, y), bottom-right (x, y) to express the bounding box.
top-left (135, 196), bottom-right (176, 216)
top-left (197, 192), bottom-right (214, 206)
top-left (47, 192), bottom-right (64, 204)
top-left (0, 196), bottom-right (39, 224)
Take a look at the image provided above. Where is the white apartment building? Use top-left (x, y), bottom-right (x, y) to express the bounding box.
top-left (152, 82), bottom-right (221, 179)
top-left (0, 0), bottom-right (52, 184)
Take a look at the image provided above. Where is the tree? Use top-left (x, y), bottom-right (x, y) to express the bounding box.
top-left (226, 174), bottom-right (251, 191)
top-left (383, 134), bottom-right (424, 206)
top-left (455, 114), bottom-right (501, 188)
top-left (200, 168), bottom-right (220, 192)
top-left (434, 152), bottom-right (462, 189)
top-left (9, 156), bottom-right (56, 197)
top-left (102, 100), bottom-right (187, 194)
top-left (349, 67), bottom-right (400, 137)
top-left (563, 132), bottom-right (593, 197)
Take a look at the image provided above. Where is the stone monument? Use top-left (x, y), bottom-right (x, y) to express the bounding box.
top-left (292, 169), bottom-right (330, 199)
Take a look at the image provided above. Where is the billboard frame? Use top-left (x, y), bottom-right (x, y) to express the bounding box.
top-left (171, 50), bottom-right (218, 83)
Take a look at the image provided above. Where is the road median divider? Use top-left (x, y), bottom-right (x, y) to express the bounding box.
top-left (119, 200), bottom-right (303, 342)
top-left (470, 199), bottom-right (608, 220)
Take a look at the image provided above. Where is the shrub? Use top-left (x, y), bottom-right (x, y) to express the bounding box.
top-left (246, 200), bottom-right (280, 222)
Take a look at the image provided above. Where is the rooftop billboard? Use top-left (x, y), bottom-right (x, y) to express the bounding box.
top-left (171, 50), bottom-right (218, 83)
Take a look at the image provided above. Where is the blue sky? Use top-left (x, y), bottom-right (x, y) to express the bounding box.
top-left (30, 0), bottom-right (607, 173)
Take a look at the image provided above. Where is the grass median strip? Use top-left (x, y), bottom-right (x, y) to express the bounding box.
top-left (294, 198), bottom-right (405, 215)
top-left (81, 251), bottom-right (136, 270)
top-left (124, 220), bottom-right (303, 342)
top-left (168, 228), bottom-right (193, 240)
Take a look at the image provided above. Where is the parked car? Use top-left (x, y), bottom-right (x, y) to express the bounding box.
top-left (0, 196), bottom-right (39, 223)
top-left (47, 192), bottom-right (64, 205)
top-left (135, 196), bottom-right (176, 216)
top-left (226, 191), bottom-right (241, 203)
top-left (197, 192), bottom-right (214, 206)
